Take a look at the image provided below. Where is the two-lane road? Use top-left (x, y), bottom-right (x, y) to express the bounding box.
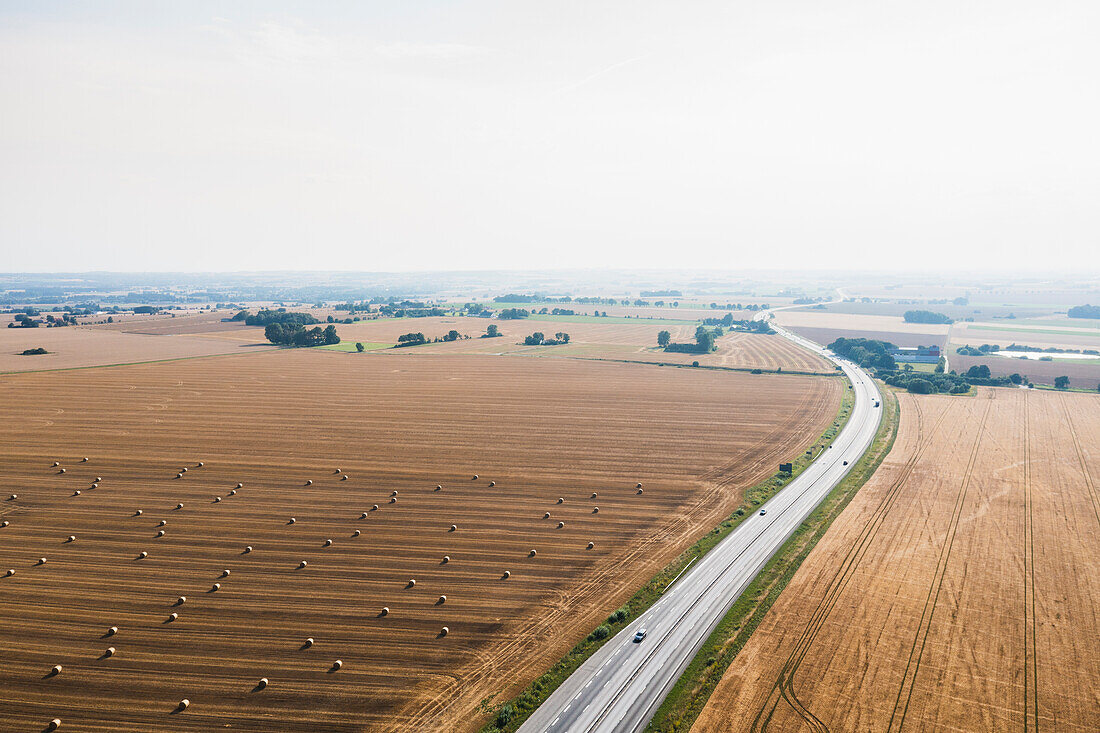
top-left (520, 324), bottom-right (881, 733)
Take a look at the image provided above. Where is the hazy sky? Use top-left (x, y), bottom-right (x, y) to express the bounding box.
top-left (2, 1), bottom-right (1098, 272)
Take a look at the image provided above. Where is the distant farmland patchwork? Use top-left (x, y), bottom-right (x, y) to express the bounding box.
top-left (0, 349), bottom-right (840, 731)
top-left (693, 388), bottom-right (1100, 732)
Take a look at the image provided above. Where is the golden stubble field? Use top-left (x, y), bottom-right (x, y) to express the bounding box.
top-left (0, 349), bottom-right (840, 731)
top-left (693, 387), bottom-right (1100, 732)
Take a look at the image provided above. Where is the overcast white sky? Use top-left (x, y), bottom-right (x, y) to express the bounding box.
top-left (2, 1), bottom-right (1098, 273)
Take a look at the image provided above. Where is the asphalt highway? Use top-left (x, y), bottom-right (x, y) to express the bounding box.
top-left (519, 323), bottom-right (882, 733)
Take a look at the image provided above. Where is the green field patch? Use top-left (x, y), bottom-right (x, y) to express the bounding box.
top-left (525, 314), bottom-right (698, 326)
top-left (317, 341), bottom-right (391, 352)
top-left (964, 324), bottom-right (1100, 338)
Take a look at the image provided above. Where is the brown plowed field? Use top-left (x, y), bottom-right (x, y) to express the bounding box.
top-left (950, 352), bottom-right (1100, 389)
top-left (693, 387), bottom-right (1100, 733)
top-left (0, 350), bottom-right (840, 731)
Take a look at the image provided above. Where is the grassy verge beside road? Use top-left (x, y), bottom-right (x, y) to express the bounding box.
top-left (645, 387), bottom-right (900, 732)
top-left (480, 384), bottom-right (856, 732)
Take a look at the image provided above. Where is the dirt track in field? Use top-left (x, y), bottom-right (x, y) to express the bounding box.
top-left (692, 387), bottom-right (1100, 733)
top-left (0, 350), bottom-right (839, 731)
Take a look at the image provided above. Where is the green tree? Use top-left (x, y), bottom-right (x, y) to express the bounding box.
top-left (554, 331), bottom-right (570, 344)
top-left (355, 342), bottom-right (365, 352)
top-left (657, 330), bottom-right (671, 347)
top-left (1009, 373), bottom-right (1023, 385)
top-left (1055, 375), bottom-right (1070, 389)
top-left (485, 324), bottom-right (500, 337)
top-left (907, 378), bottom-right (934, 394)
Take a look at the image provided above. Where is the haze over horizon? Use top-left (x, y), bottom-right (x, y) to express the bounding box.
top-left (3, 1), bottom-right (1098, 273)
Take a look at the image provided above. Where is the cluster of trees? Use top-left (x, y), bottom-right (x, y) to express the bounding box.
top-left (699, 313), bottom-right (775, 333)
top-left (244, 309), bottom-right (320, 328)
top-left (264, 322), bottom-right (340, 347)
top-left (21, 347), bottom-right (48, 355)
top-left (826, 338), bottom-right (897, 371)
top-left (957, 342), bottom-right (1098, 356)
top-left (481, 324), bottom-right (501, 338)
top-left (498, 308), bottom-right (529, 320)
top-left (3, 310), bottom-right (75, 328)
top-left (641, 290), bottom-right (682, 297)
top-left (707, 302), bottom-right (768, 311)
top-left (1068, 304), bottom-right (1100, 319)
top-left (523, 331), bottom-right (570, 345)
top-left (903, 310), bottom-right (953, 324)
top-left (396, 332), bottom-right (427, 347)
top-left (663, 325), bottom-right (721, 353)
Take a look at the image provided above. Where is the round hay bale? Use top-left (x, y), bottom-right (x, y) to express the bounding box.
top-left (95, 477), bottom-right (102, 483)
top-left (106, 626), bottom-right (118, 636)
top-left (4, 569), bottom-right (14, 577)
top-left (305, 479), bottom-right (313, 486)
top-left (72, 490), bottom-right (81, 496)
top-left (323, 539), bottom-right (332, 547)
top-left (134, 510), bottom-right (143, 516)
top-left (90, 483), bottom-right (98, 489)
top-left (211, 583), bottom-right (220, 592)
top-left (449, 524), bottom-right (457, 532)
top-left (334, 468), bottom-right (341, 474)
top-left (372, 504), bottom-right (379, 511)
top-left (406, 579), bottom-right (416, 588)
top-left (158, 520), bottom-right (167, 526)
top-left (298, 561), bottom-right (308, 569)
top-left (257, 677), bottom-right (268, 690)
top-left (243, 546), bottom-right (253, 554)
top-left (489, 481), bottom-right (496, 487)
top-left (167, 612), bottom-right (178, 622)
top-left (331, 659), bottom-right (343, 671)
top-left (176, 596), bottom-right (186, 605)
top-left (587, 541), bottom-right (595, 550)
top-left (502, 570), bottom-right (510, 579)
top-left (220, 569), bottom-right (230, 578)
top-left (236, 483), bottom-right (243, 489)
top-left (176, 473), bottom-right (183, 479)
top-left (341, 475), bottom-right (349, 481)
top-left (156, 530), bottom-right (165, 537)
top-left (636, 483), bottom-right (643, 489)
top-left (48, 719), bottom-right (61, 731)
top-left (175, 503), bottom-right (184, 510)
top-left (181, 467), bottom-right (188, 473)
top-left (543, 512), bottom-right (550, 519)
top-left (592, 507), bottom-right (599, 513)
top-left (1, 520), bottom-right (8, 528)
top-left (472, 475), bottom-right (478, 480)
top-left (360, 512), bottom-right (368, 519)
top-left (59, 468), bottom-right (66, 474)
top-left (8, 494), bottom-right (16, 501)
top-left (214, 496), bottom-right (222, 503)
top-left (66, 535), bottom-right (76, 543)
top-left (82, 457), bottom-right (89, 462)
top-left (288, 517), bottom-right (296, 525)
top-left (390, 490), bottom-right (398, 497)
top-left (177, 698), bottom-right (189, 710)
top-left (636, 488), bottom-right (643, 495)
top-left (52, 462), bottom-right (60, 467)
top-left (380, 607), bottom-right (389, 616)
top-left (440, 626), bottom-right (449, 637)
top-left (437, 595), bottom-right (447, 604)
top-left (197, 462), bottom-right (204, 467)
top-left (435, 485), bottom-right (442, 491)
top-left (138, 551), bottom-right (148, 559)
top-left (389, 497), bottom-right (396, 504)
top-left (51, 664), bottom-right (63, 675)
top-left (590, 492), bottom-right (598, 498)
top-left (557, 521), bottom-right (565, 529)
top-left (528, 549), bottom-right (537, 558)
top-left (228, 489), bottom-right (237, 496)
top-left (37, 557), bottom-right (47, 565)
top-left (104, 646), bottom-right (115, 657)
top-left (303, 637), bottom-right (314, 647)
top-left (556, 497), bottom-right (564, 504)
top-left (352, 529), bottom-right (361, 537)
top-left (441, 555), bottom-right (449, 564)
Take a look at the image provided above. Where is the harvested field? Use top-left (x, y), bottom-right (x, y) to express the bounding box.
top-left (97, 312), bottom-right (252, 336)
top-left (950, 351), bottom-right (1100, 389)
top-left (0, 326), bottom-right (273, 373)
top-left (785, 326), bottom-right (946, 350)
top-left (693, 387), bottom-right (1100, 733)
top-left (775, 311), bottom-right (949, 340)
top-left (0, 350), bottom-right (841, 731)
top-left (619, 332), bottom-right (834, 373)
